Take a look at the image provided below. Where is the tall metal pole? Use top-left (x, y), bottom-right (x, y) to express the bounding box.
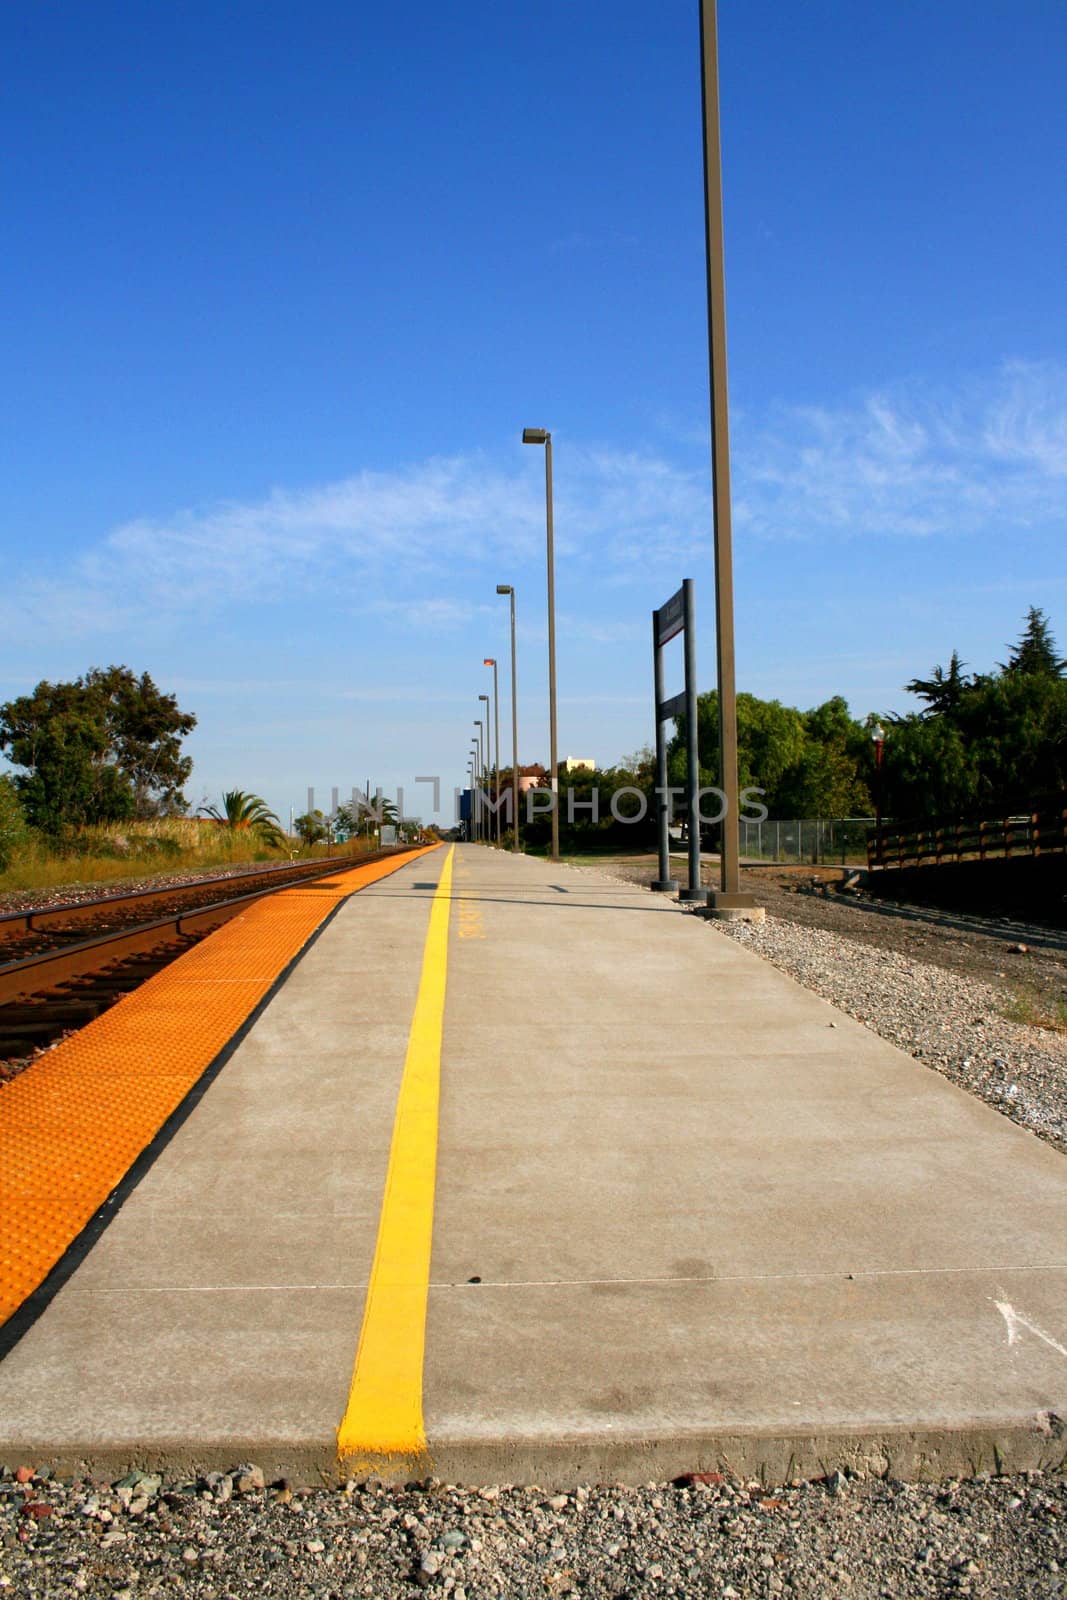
top-left (651, 607), bottom-right (678, 894)
top-left (489, 661), bottom-right (501, 844)
top-left (480, 721), bottom-right (487, 841)
top-left (545, 437), bottom-right (560, 861)
top-left (510, 594), bottom-right (519, 849)
top-left (680, 578), bottom-right (706, 903)
top-left (498, 585), bottom-right (520, 850)
top-left (522, 428), bottom-right (559, 861)
top-left (471, 743), bottom-right (478, 842)
top-left (479, 694), bottom-right (491, 842)
top-left (700, 0), bottom-right (756, 914)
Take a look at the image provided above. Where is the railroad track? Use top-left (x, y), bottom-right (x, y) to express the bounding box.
top-left (0, 848), bottom-right (414, 1066)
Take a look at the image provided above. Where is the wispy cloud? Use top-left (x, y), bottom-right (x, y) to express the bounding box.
top-left (733, 359), bottom-right (1066, 541)
top-left (1, 362), bottom-right (1061, 644)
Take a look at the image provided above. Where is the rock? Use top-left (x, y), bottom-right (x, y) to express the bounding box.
top-left (13, 1468), bottom-right (33, 1485)
top-left (233, 1463), bottom-right (266, 1494)
top-left (441, 1528), bottom-right (467, 1550)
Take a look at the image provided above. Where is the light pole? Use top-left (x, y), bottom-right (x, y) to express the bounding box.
top-left (467, 759), bottom-right (475, 842)
top-left (483, 659), bottom-right (501, 846)
top-left (496, 584), bottom-right (520, 851)
top-left (474, 720), bottom-right (485, 842)
top-left (871, 722), bottom-right (885, 863)
top-left (478, 692), bottom-right (492, 845)
top-left (470, 742), bottom-right (481, 842)
top-left (522, 426), bottom-right (560, 862)
top-left (699, 0), bottom-right (757, 917)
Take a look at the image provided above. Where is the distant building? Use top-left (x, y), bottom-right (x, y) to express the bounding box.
top-left (563, 757), bottom-right (595, 774)
top-left (507, 764), bottom-right (547, 794)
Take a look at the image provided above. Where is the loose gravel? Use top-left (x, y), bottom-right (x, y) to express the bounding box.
top-left (0, 860), bottom-right (311, 917)
top-left (2, 1464), bottom-right (1065, 1600)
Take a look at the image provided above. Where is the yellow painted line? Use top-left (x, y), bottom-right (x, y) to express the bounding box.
top-left (337, 845), bottom-right (455, 1464)
top-left (0, 845), bottom-right (441, 1327)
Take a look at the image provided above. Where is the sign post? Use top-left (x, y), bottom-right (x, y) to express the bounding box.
top-left (652, 602), bottom-right (678, 894)
top-left (652, 578), bottom-right (708, 904)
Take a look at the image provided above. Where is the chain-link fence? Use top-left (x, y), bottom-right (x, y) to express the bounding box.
top-left (738, 817), bottom-right (874, 865)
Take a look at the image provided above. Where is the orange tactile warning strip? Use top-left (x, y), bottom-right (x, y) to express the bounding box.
top-left (0, 845), bottom-right (441, 1326)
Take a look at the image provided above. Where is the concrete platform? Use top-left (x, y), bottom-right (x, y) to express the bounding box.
top-left (1, 845), bottom-right (1065, 1483)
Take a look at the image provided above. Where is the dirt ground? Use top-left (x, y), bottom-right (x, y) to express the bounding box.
top-left (588, 853), bottom-right (1067, 1027)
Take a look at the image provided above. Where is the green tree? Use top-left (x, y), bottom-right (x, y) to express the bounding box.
top-left (336, 795), bottom-right (398, 838)
top-left (669, 691), bottom-right (862, 815)
top-left (201, 790), bottom-right (285, 848)
top-left (879, 715), bottom-right (982, 821)
top-left (0, 775), bottom-right (29, 871)
top-left (0, 667), bottom-right (196, 832)
top-left (904, 650), bottom-right (971, 717)
top-left (294, 810), bottom-right (327, 846)
top-left (777, 697), bottom-right (872, 815)
top-left (999, 606), bottom-right (1066, 678)
top-left (0, 677), bottom-right (133, 832)
top-left (85, 666), bottom-right (196, 814)
top-left (957, 670), bottom-right (1067, 808)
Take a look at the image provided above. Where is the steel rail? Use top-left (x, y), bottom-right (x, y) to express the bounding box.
top-left (0, 850), bottom-right (387, 941)
top-left (0, 846), bottom-right (417, 1008)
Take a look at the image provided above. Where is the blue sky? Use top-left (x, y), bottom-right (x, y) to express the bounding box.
top-left (2, 0), bottom-right (1064, 824)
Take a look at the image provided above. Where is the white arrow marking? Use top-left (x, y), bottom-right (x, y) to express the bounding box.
top-left (994, 1299), bottom-right (1067, 1359)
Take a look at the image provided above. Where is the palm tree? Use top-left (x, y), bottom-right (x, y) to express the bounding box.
top-left (201, 790), bottom-right (286, 848)
top-left (336, 793), bottom-right (399, 840)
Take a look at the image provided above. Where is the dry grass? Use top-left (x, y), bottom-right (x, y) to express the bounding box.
top-left (1001, 987), bottom-right (1067, 1035)
top-left (0, 818), bottom-right (293, 895)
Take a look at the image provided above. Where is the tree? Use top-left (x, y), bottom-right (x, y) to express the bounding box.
top-left (85, 666), bottom-right (196, 814)
top-left (617, 745), bottom-right (655, 783)
top-left (878, 714), bottom-right (981, 821)
top-left (336, 795), bottom-right (398, 838)
top-left (1000, 607), bottom-right (1066, 678)
top-left (904, 650), bottom-right (971, 717)
top-left (0, 667), bottom-right (196, 832)
top-left (0, 677), bottom-right (133, 833)
top-left (294, 810), bottom-right (327, 846)
top-left (956, 670), bottom-right (1067, 808)
top-left (666, 690), bottom-right (871, 817)
top-left (0, 775), bottom-right (29, 871)
top-left (201, 790), bottom-right (285, 848)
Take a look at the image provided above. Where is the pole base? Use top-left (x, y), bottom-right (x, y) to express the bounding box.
top-left (679, 887), bottom-right (710, 904)
top-left (651, 879), bottom-right (679, 893)
top-left (699, 889), bottom-right (765, 922)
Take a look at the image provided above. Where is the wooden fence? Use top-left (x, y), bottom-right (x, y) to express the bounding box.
top-left (867, 797), bottom-right (1067, 870)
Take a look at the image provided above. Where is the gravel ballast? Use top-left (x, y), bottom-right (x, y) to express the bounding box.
top-left (2, 1465), bottom-right (1065, 1600)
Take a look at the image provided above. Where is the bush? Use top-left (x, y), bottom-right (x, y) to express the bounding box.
top-left (0, 775), bottom-right (29, 870)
